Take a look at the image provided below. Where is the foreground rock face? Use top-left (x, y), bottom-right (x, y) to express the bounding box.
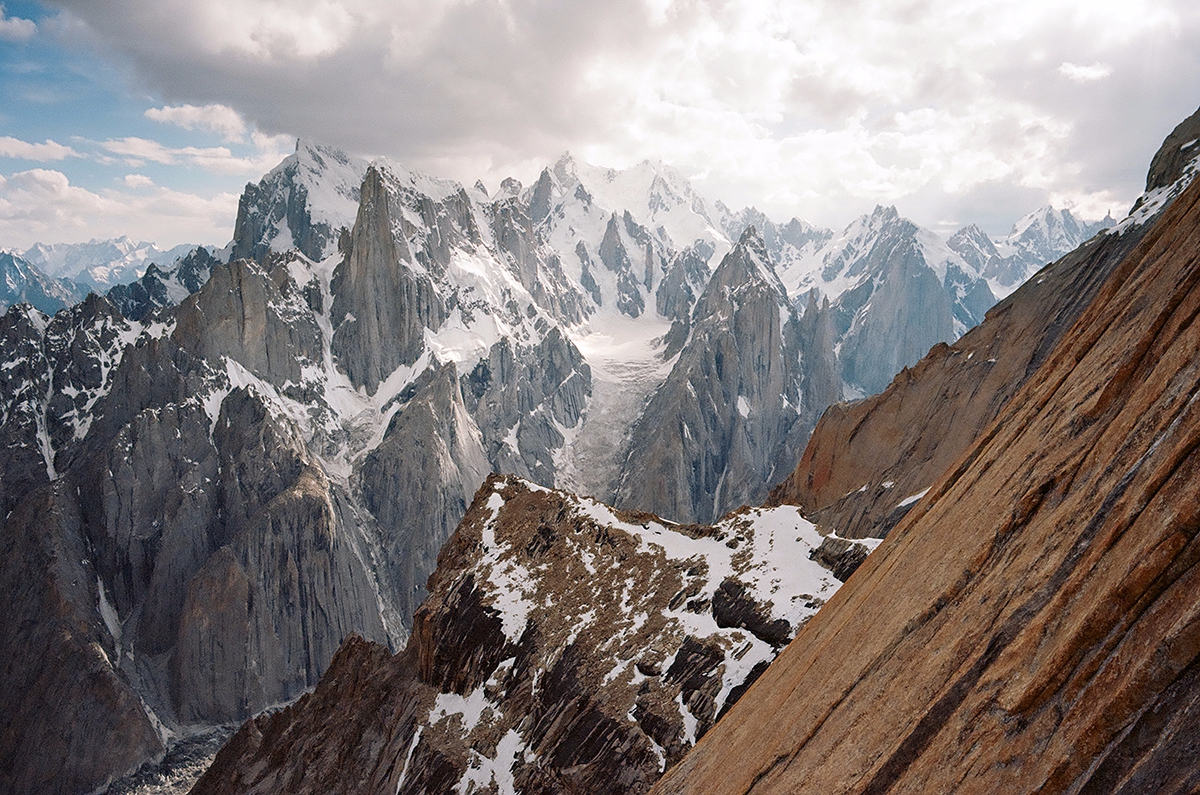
top-left (192, 475), bottom-right (867, 795)
top-left (651, 153), bottom-right (1200, 795)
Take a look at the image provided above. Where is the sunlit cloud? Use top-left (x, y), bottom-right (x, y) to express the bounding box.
top-left (1058, 62), bottom-right (1113, 83)
top-left (145, 103), bottom-right (249, 142)
top-left (0, 136), bottom-right (79, 161)
top-left (97, 134), bottom-right (292, 175)
top-left (0, 4), bottom-right (36, 41)
top-left (0, 168), bottom-right (236, 249)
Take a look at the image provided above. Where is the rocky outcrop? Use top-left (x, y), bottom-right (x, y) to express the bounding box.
top-left (360, 363), bottom-right (490, 623)
top-left (1143, 104), bottom-right (1200, 196)
top-left (175, 258), bottom-right (324, 389)
top-left (0, 484), bottom-right (165, 795)
top-left (192, 475), bottom-right (851, 795)
top-left (617, 228), bottom-right (837, 524)
top-left (651, 125), bottom-right (1200, 795)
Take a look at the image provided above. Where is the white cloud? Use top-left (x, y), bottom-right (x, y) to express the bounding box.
top-left (0, 168), bottom-right (235, 249)
top-left (0, 5), bottom-right (36, 41)
top-left (123, 173), bottom-right (153, 188)
top-left (1058, 62), bottom-right (1113, 82)
top-left (145, 103), bottom-right (249, 142)
top-left (0, 136), bottom-right (79, 161)
top-left (98, 134), bottom-right (292, 175)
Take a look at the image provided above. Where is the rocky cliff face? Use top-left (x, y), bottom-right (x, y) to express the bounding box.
top-left (651, 116), bottom-right (1200, 795)
top-left (191, 475), bottom-right (871, 795)
top-left (0, 266), bottom-right (391, 794)
top-left (617, 229), bottom-right (839, 524)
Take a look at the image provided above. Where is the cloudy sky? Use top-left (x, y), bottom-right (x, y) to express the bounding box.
top-left (0, 0), bottom-right (1198, 250)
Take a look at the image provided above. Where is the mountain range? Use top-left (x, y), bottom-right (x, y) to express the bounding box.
top-left (0, 127), bottom-right (1137, 795)
top-left (180, 106), bottom-right (1200, 795)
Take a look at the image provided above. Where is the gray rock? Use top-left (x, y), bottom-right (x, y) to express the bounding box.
top-left (616, 228), bottom-right (833, 523)
top-left (330, 166), bottom-right (445, 393)
top-left (359, 363), bottom-right (490, 623)
top-left (175, 258), bottom-right (324, 390)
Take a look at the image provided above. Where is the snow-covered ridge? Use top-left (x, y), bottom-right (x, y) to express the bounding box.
top-left (389, 474), bottom-right (872, 793)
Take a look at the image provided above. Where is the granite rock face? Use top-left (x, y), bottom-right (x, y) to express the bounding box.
top-left (360, 363), bottom-right (490, 623)
top-left (0, 485), bottom-right (165, 795)
top-left (329, 167), bottom-right (442, 392)
top-left (191, 475), bottom-right (862, 795)
top-left (176, 257), bottom-right (324, 389)
top-left (617, 228), bottom-right (840, 524)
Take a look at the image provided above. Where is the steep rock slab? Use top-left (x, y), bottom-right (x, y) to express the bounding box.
top-left (328, 165), bottom-right (440, 392)
top-left (617, 228), bottom-right (838, 524)
top-left (192, 475), bottom-right (864, 795)
top-left (175, 258), bottom-right (324, 390)
top-left (651, 157), bottom-right (1200, 795)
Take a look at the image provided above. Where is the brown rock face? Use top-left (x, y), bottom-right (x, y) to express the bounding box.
top-left (650, 162), bottom-right (1200, 794)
